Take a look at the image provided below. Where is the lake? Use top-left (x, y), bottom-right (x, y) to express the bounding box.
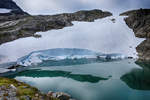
top-left (8, 59), bottom-right (150, 100)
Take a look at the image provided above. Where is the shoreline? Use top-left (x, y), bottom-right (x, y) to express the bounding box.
top-left (0, 77), bottom-right (74, 100)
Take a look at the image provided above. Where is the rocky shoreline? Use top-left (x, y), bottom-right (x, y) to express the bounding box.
top-left (120, 9), bottom-right (150, 62)
top-left (0, 77), bottom-right (75, 100)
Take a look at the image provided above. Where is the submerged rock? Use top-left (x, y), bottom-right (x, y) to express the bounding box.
top-left (120, 9), bottom-right (150, 62)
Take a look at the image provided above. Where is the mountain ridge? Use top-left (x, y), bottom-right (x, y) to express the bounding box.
top-left (0, 0), bottom-right (26, 14)
top-left (120, 9), bottom-right (150, 62)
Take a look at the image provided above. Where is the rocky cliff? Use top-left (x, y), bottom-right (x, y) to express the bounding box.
top-left (120, 9), bottom-right (150, 62)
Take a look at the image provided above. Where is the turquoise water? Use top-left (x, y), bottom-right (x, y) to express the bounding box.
top-left (9, 60), bottom-right (150, 100)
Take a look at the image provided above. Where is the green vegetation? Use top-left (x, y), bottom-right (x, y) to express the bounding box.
top-left (0, 77), bottom-right (59, 100)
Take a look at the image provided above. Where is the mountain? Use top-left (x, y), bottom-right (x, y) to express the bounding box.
top-left (120, 9), bottom-right (150, 62)
top-left (0, 0), bottom-right (25, 14)
top-left (0, 9), bottom-right (112, 45)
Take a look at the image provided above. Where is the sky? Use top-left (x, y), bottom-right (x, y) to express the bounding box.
top-left (0, 0), bottom-right (149, 63)
top-left (13, 0), bottom-right (150, 15)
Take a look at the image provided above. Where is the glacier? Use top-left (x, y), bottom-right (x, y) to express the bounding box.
top-left (0, 16), bottom-right (143, 64)
top-left (17, 48), bottom-right (126, 66)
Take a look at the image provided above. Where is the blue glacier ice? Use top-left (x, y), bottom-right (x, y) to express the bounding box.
top-left (17, 48), bottom-right (126, 66)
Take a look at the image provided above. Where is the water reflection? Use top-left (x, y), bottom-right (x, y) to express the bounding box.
top-left (7, 60), bottom-right (150, 100)
top-left (8, 69), bottom-right (108, 83)
top-left (121, 62), bottom-right (150, 90)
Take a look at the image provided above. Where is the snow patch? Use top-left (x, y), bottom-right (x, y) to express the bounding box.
top-left (0, 8), bottom-right (11, 13)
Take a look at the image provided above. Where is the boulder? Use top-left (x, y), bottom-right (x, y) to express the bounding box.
top-left (47, 91), bottom-right (75, 100)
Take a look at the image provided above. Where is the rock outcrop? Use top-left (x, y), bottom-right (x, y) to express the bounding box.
top-left (120, 9), bottom-right (150, 62)
top-left (0, 9), bottom-right (112, 45)
top-left (0, 77), bottom-right (74, 100)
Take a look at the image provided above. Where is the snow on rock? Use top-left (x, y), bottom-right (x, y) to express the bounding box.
top-left (0, 8), bottom-right (11, 13)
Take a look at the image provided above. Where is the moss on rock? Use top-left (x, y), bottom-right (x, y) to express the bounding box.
top-left (0, 77), bottom-right (59, 100)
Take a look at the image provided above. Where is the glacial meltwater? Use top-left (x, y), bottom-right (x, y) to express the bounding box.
top-left (7, 59), bottom-right (150, 100)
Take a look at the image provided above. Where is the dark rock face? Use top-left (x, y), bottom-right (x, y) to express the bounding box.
top-left (136, 39), bottom-right (150, 61)
top-left (120, 9), bottom-right (150, 38)
top-left (0, 0), bottom-right (24, 14)
top-left (0, 0), bottom-right (28, 22)
top-left (120, 9), bottom-right (150, 62)
top-left (0, 9), bottom-right (112, 45)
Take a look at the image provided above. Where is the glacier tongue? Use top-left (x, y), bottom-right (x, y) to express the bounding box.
top-left (17, 48), bottom-right (125, 66)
